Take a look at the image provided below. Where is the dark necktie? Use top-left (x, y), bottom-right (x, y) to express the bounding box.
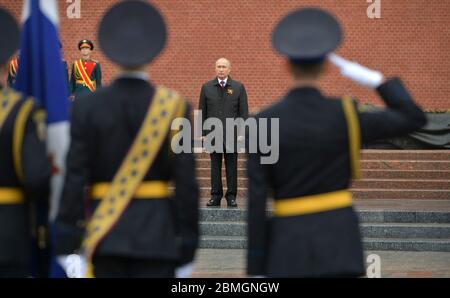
top-left (220, 80), bottom-right (225, 89)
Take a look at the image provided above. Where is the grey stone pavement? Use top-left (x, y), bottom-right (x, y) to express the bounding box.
top-left (191, 249), bottom-right (450, 278)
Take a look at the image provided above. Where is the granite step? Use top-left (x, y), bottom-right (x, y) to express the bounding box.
top-left (200, 222), bottom-right (450, 239)
top-left (360, 170), bottom-right (450, 180)
top-left (359, 150), bottom-right (450, 161)
top-left (199, 207), bottom-right (450, 223)
top-left (197, 188), bottom-right (450, 200)
top-left (199, 236), bottom-right (450, 251)
top-left (196, 168), bottom-right (450, 180)
top-left (360, 223), bottom-right (450, 239)
top-left (195, 159), bottom-right (450, 170)
top-left (351, 179), bottom-right (450, 190)
top-left (359, 160), bottom-right (450, 171)
top-left (196, 168), bottom-right (246, 177)
top-left (197, 177), bottom-right (247, 188)
top-left (196, 159), bottom-right (246, 168)
top-left (363, 238), bottom-right (450, 252)
top-left (200, 236), bottom-right (246, 249)
top-left (351, 189), bottom-right (450, 200)
top-left (199, 187), bottom-right (247, 198)
top-left (194, 150), bottom-right (450, 161)
top-left (196, 177), bottom-right (450, 190)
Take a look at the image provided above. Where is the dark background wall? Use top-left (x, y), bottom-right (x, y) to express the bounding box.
top-left (1, 0), bottom-right (449, 111)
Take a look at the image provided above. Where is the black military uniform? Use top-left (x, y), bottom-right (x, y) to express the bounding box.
top-left (70, 40), bottom-right (102, 99)
top-left (246, 8), bottom-right (427, 277)
top-left (0, 9), bottom-right (51, 277)
top-left (198, 76), bottom-right (248, 207)
top-left (55, 1), bottom-right (199, 278)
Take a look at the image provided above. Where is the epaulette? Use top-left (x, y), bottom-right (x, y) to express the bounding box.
top-left (32, 108), bottom-right (47, 141)
top-left (91, 59), bottom-right (99, 63)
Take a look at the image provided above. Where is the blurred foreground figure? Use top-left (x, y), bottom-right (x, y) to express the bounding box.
top-left (246, 8), bottom-right (427, 277)
top-left (55, 0), bottom-right (199, 278)
top-left (0, 8), bottom-right (51, 277)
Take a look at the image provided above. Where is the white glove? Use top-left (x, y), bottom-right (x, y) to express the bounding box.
top-left (329, 53), bottom-right (384, 89)
top-left (57, 254), bottom-right (87, 278)
top-left (175, 262), bottom-right (194, 278)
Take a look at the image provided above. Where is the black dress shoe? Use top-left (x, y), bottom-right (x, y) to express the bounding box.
top-left (206, 198), bottom-right (221, 207)
top-left (226, 198), bottom-right (238, 208)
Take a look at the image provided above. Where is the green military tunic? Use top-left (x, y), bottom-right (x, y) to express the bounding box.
top-left (70, 58), bottom-right (102, 99)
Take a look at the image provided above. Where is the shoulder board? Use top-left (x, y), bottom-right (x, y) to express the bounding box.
top-left (91, 59), bottom-right (99, 63)
top-left (5, 88), bottom-right (22, 98)
top-left (32, 108), bottom-right (47, 141)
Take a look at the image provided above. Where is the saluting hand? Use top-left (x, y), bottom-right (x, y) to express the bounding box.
top-left (328, 53), bottom-right (385, 89)
top-left (57, 254), bottom-right (87, 278)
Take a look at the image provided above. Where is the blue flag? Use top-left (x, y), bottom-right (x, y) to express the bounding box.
top-left (15, 0), bottom-right (70, 278)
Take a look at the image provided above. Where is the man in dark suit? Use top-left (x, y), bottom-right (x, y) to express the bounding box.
top-left (55, 1), bottom-right (199, 278)
top-left (0, 8), bottom-right (51, 277)
top-left (246, 8), bottom-right (427, 277)
top-left (198, 58), bottom-right (248, 207)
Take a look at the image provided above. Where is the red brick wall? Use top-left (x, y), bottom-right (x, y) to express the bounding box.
top-left (1, 0), bottom-right (449, 110)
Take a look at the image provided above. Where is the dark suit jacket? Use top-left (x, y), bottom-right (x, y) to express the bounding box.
top-left (55, 77), bottom-right (199, 265)
top-left (198, 77), bottom-right (249, 140)
top-left (246, 78), bottom-right (427, 277)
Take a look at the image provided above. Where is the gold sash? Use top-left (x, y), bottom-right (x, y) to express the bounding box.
top-left (342, 97), bottom-right (361, 179)
top-left (75, 59), bottom-right (96, 92)
top-left (0, 88), bottom-right (21, 132)
top-left (0, 187), bottom-right (25, 204)
top-left (13, 99), bottom-right (34, 182)
top-left (274, 190), bottom-right (353, 217)
top-left (90, 181), bottom-right (171, 199)
top-left (83, 87), bottom-right (183, 277)
top-left (0, 88), bottom-right (34, 185)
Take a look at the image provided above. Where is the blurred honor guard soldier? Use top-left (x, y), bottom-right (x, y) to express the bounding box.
top-left (198, 58), bottom-right (249, 208)
top-left (0, 8), bottom-right (51, 277)
top-left (69, 39), bottom-right (101, 100)
top-left (7, 53), bottom-right (19, 87)
top-left (55, 0), bottom-right (199, 278)
top-left (246, 8), bottom-right (427, 277)
top-left (60, 42), bottom-right (70, 95)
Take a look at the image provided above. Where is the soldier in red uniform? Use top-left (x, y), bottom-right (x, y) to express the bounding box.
top-left (70, 40), bottom-right (102, 100)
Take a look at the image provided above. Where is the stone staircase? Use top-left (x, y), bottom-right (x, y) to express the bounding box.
top-left (195, 150), bottom-right (450, 251)
top-left (199, 206), bottom-right (450, 251)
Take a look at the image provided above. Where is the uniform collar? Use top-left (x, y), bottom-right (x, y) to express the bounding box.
top-left (287, 86), bottom-right (323, 99)
top-left (117, 71), bottom-right (149, 82)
